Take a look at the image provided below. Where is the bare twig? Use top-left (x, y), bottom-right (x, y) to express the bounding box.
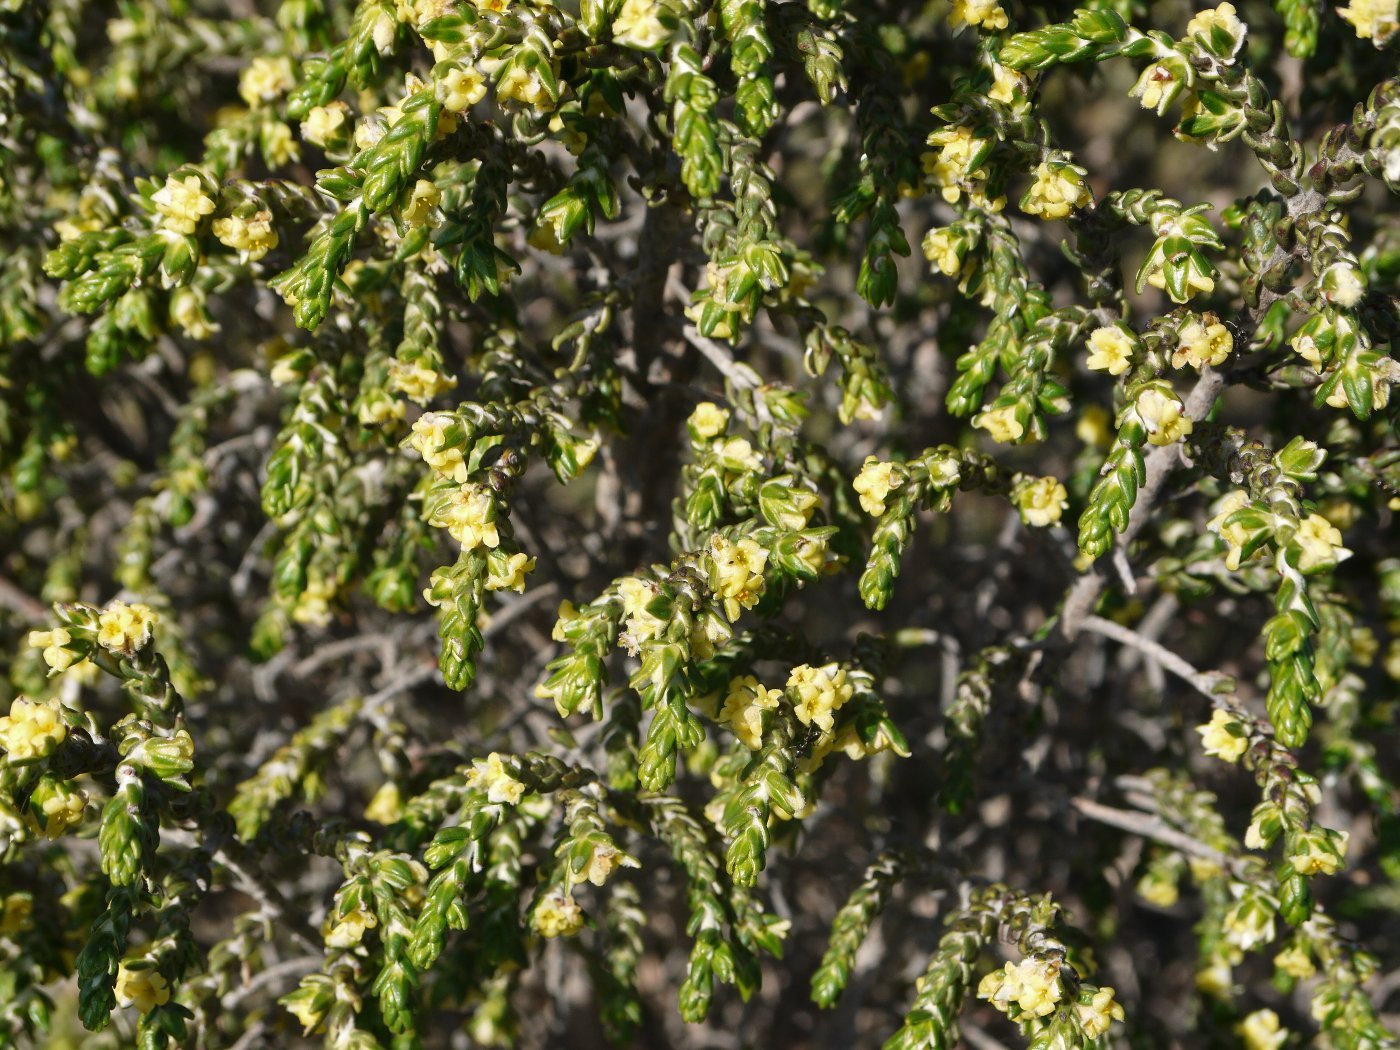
top-left (1078, 614), bottom-right (1236, 706)
top-left (1071, 796), bottom-right (1239, 871)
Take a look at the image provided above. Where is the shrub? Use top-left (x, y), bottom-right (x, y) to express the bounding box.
top-left (1, 0), bottom-right (1398, 1046)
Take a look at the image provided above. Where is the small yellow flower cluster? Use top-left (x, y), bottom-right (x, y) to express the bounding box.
top-left (115, 963), bottom-right (171, 1013)
top-left (1274, 943), bottom-right (1315, 979)
top-left (1197, 709), bottom-right (1249, 762)
top-left (1238, 1008), bottom-right (1287, 1050)
top-left (578, 842), bottom-right (639, 886)
top-left (432, 484), bottom-right (501, 551)
top-left (36, 779), bottom-right (87, 838)
top-left (439, 67), bottom-right (488, 113)
top-left (1077, 986), bottom-right (1126, 1038)
top-left (169, 287), bottom-right (218, 339)
top-left (922, 228), bottom-right (963, 277)
top-left (390, 360), bottom-right (455, 404)
top-left (923, 126), bottom-right (1001, 208)
top-left (1131, 63), bottom-right (1184, 115)
top-left (365, 782), bottom-right (403, 824)
top-left (301, 102), bottom-right (350, 147)
top-left (617, 576), bottom-right (666, 652)
top-left (714, 435), bottom-right (762, 474)
top-left (401, 179), bottom-right (441, 228)
top-left (291, 578), bottom-right (337, 627)
top-left (533, 892), bottom-right (584, 938)
top-left (408, 413), bottom-right (468, 482)
top-left (719, 675), bottom-right (783, 749)
top-left (614, 0), bottom-right (670, 48)
top-left (1013, 475), bottom-right (1068, 527)
top-left (152, 175), bottom-right (215, 235)
top-left (212, 210), bottom-right (279, 262)
top-left (988, 63), bottom-right (1029, 106)
top-left (486, 552), bottom-right (535, 593)
top-left (1137, 868), bottom-right (1180, 908)
top-left (976, 956), bottom-right (1063, 1019)
top-left (1021, 162), bottom-right (1092, 220)
top-left (1290, 828), bottom-right (1348, 876)
top-left (1173, 316), bottom-right (1233, 370)
top-left (1293, 513), bottom-right (1351, 572)
top-left (498, 64), bottom-right (552, 110)
top-left (27, 627), bottom-right (76, 673)
top-left (325, 907), bottom-right (378, 948)
top-left (97, 600), bottom-right (158, 652)
top-left (688, 402), bottom-right (730, 440)
top-left (1206, 490), bottom-right (1255, 570)
top-left (709, 535), bottom-right (769, 621)
top-left (0, 894), bottom-right (31, 936)
top-left (852, 457), bottom-right (905, 516)
top-left (947, 0), bottom-right (1009, 31)
top-left (466, 752), bottom-right (527, 805)
top-left (1222, 891), bottom-right (1275, 952)
top-left (1338, 0), bottom-right (1398, 41)
top-left (1187, 3), bottom-right (1248, 58)
top-left (787, 663), bottom-right (854, 734)
top-left (0, 697), bottom-right (67, 762)
top-left (1134, 387), bottom-right (1193, 446)
top-left (238, 56), bottom-right (295, 107)
top-left (973, 404), bottom-right (1024, 444)
top-left (1086, 324), bottom-right (1136, 375)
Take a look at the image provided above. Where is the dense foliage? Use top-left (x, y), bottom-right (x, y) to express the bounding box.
top-left (1, 0), bottom-right (1399, 1046)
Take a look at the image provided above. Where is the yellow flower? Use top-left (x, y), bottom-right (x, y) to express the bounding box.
top-left (1293, 513), bottom-right (1351, 572)
top-left (923, 228), bottom-right (962, 276)
top-left (1076, 986), bottom-right (1125, 1038)
top-left (365, 782), bottom-right (404, 824)
top-left (291, 578), bottom-right (337, 627)
top-left (579, 842), bottom-right (639, 886)
top-left (989, 63), bottom-right (1027, 105)
top-left (439, 67), bottom-right (488, 113)
top-left (486, 552), bottom-right (535, 593)
top-left (688, 402), bottom-right (730, 439)
top-left (401, 179), bottom-right (441, 228)
top-left (432, 484), bottom-right (500, 550)
top-left (1147, 264), bottom-right (1215, 298)
top-left (617, 576), bottom-right (666, 652)
top-left (1086, 325), bottom-right (1135, 375)
top-left (239, 56), bottom-right (296, 107)
top-left (1223, 894), bottom-right (1275, 952)
top-left (1238, 1009), bottom-right (1287, 1050)
top-left (466, 752), bottom-right (526, 805)
top-left (973, 405), bottom-right (1025, 444)
top-left (924, 126), bottom-right (988, 204)
top-left (787, 663), bottom-right (854, 734)
top-left (1196, 959), bottom-right (1235, 998)
top-left (1131, 63), bottom-right (1181, 114)
top-left (614, 0), bottom-right (670, 48)
top-left (852, 457), bottom-right (904, 516)
top-left (1013, 476), bottom-right (1068, 527)
top-left (115, 963), bottom-right (171, 1013)
top-left (709, 535), bottom-right (768, 620)
top-left (212, 210), bottom-right (279, 261)
top-left (719, 675), bottom-right (783, 749)
top-left (714, 436), bottom-right (762, 473)
top-left (1021, 162), bottom-right (1092, 220)
top-left (0, 700), bottom-right (65, 767)
top-left (168, 287), bottom-right (218, 340)
top-left (389, 360), bottom-right (455, 403)
top-left (1338, 0), bottom-right (1398, 41)
top-left (533, 892), bottom-right (584, 938)
top-left (1197, 709), bottom-right (1249, 762)
top-left (948, 0), bottom-right (1009, 30)
top-left (34, 778), bottom-right (87, 838)
top-left (152, 174), bottom-right (215, 235)
top-left (1206, 489), bottom-right (1255, 570)
top-left (1173, 317), bottom-right (1234, 370)
top-left (96, 600), bottom-right (159, 652)
top-left (497, 64), bottom-right (551, 109)
top-left (1137, 872), bottom-right (1180, 908)
top-left (1135, 387), bottom-right (1193, 446)
top-left (324, 907), bottom-right (377, 948)
top-left (408, 412), bottom-right (468, 482)
top-left (979, 957), bottom-right (1063, 1018)
top-left (1275, 943), bottom-right (1316, 979)
top-left (1290, 829), bottom-right (1348, 876)
top-left (1187, 3), bottom-right (1247, 56)
top-left (1076, 404), bottom-right (1112, 448)
top-left (301, 103), bottom-right (349, 147)
top-left (27, 628), bottom-right (76, 673)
